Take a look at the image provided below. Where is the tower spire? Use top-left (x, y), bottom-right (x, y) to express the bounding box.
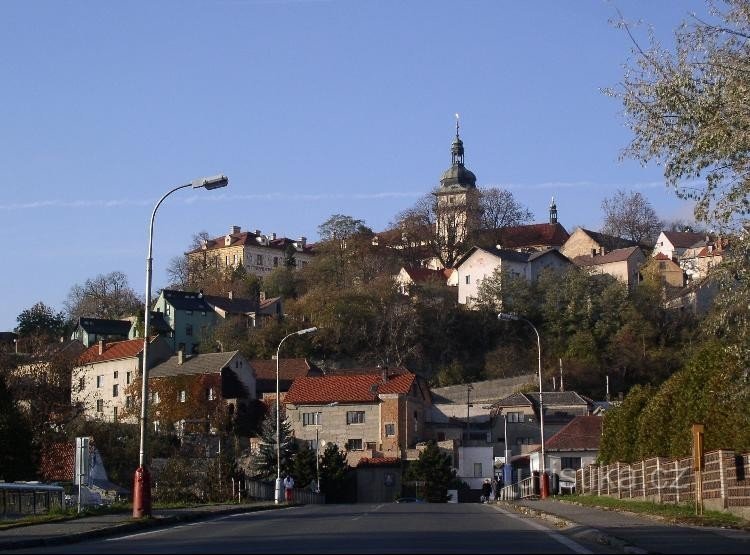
top-left (455, 112), bottom-right (460, 139)
top-left (549, 196), bottom-right (558, 225)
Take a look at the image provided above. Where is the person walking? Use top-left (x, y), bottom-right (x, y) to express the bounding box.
top-left (283, 474), bottom-right (295, 503)
top-left (481, 479), bottom-right (491, 503)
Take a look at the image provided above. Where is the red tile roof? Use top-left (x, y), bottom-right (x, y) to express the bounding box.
top-left (654, 252), bottom-right (671, 260)
top-left (284, 373), bottom-right (416, 404)
top-left (357, 457), bottom-right (401, 467)
top-left (250, 358), bottom-right (313, 382)
top-left (477, 223), bottom-right (570, 250)
top-left (77, 337), bottom-right (149, 365)
top-left (543, 415), bottom-right (603, 451)
top-left (573, 246), bottom-right (642, 267)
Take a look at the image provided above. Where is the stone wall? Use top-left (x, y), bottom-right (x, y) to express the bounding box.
top-left (576, 449), bottom-right (750, 519)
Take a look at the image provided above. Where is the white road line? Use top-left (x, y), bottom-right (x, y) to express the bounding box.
top-left (491, 505), bottom-right (593, 555)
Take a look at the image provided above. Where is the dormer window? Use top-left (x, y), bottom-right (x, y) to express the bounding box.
top-left (224, 235), bottom-right (232, 246)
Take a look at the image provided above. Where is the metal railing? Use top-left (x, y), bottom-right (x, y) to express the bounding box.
top-left (243, 480), bottom-right (325, 504)
top-left (498, 476), bottom-right (538, 500)
top-left (0, 483), bottom-right (65, 518)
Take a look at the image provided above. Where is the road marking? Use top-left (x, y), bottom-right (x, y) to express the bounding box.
top-left (491, 505), bottom-right (593, 554)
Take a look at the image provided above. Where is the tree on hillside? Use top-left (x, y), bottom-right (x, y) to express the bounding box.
top-left (600, 189), bottom-right (662, 244)
top-left (64, 271), bottom-right (142, 321)
top-left (476, 186), bottom-right (534, 241)
top-left (608, 0), bottom-right (750, 227)
top-left (15, 302), bottom-right (66, 338)
top-left (249, 405), bottom-right (296, 480)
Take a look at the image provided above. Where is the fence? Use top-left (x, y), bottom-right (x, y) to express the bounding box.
top-left (0, 483), bottom-right (64, 518)
top-left (244, 479), bottom-right (325, 505)
top-left (498, 475), bottom-right (539, 501)
top-left (575, 449), bottom-right (750, 519)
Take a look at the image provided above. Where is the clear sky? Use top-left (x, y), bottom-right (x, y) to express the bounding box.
top-left (1, 0), bottom-right (708, 332)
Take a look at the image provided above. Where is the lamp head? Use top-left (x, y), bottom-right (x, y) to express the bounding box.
top-left (297, 327), bottom-right (318, 335)
top-left (192, 174), bottom-right (229, 190)
top-left (497, 312), bottom-right (519, 322)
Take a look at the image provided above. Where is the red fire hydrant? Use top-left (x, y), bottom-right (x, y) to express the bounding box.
top-left (132, 466), bottom-right (152, 518)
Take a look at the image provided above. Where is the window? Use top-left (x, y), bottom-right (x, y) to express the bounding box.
top-left (126, 395), bottom-right (133, 409)
top-left (186, 324), bottom-right (193, 336)
top-left (112, 384), bottom-right (119, 397)
top-left (347, 438), bottom-right (363, 451)
top-left (302, 412), bottom-right (321, 426)
top-left (206, 387), bottom-right (215, 401)
top-left (179, 390), bottom-right (186, 403)
top-left (113, 406), bottom-right (118, 420)
top-left (78, 377), bottom-right (85, 390)
top-left (465, 275), bottom-right (471, 284)
top-left (366, 442), bottom-right (376, 451)
top-left (256, 254), bottom-right (263, 265)
top-left (561, 457), bottom-right (582, 470)
top-left (96, 399), bottom-right (104, 413)
top-left (126, 371), bottom-right (132, 385)
top-left (151, 391), bottom-right (160, 404)
top-left (346, 411), bottom-right (365, 425)
top-left (113, 371), bottom-right (118, 379)
top-left (225, 255), bottom-right (230, 266)
top-left (384, 423), bottom-right (395, 437)
top-left (507, 412), bottom-right (523, 423)
top-left (473, 463), bottom-right (483, 478)
top-left (96, 375), bottom-right (104, 388)
top-left (166, 305), bottom-right (171, 315)
top-left (233, 254), bottom-right (238, 265)
top-left (273, 256), bottom-right (279, 267)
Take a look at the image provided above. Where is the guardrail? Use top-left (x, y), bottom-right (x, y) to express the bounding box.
top-left (0, 483), bottom-right (64, 518)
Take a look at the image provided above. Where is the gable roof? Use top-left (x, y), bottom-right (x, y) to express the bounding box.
top-left (539, 415), bottom-right (603, 451)
top-left (492, 391), bottom-right (592, 410)
top-left (572, 246), bottom-right (642, 267)
top-left (250, 358), bottom-right (314, 382)
top-left (76, 317), bottom-right (132, 336)
top-left (284, 372), bottom-right (416, 404)
top-left (662, 231), bottom-right (706, 249)
top-left (149, 351), bottom-right (241, 378)
top-left (160, 289), bottom-right (213, 312)
top-left (475, 223), bottom-right (570, 251)
top-left (576, 228), bottom-right (640, 251)
top-left (454, 245), bottom-right (531, 269)
top-left (203, 293), bottom-right (259, 315)
top-left (77, 337), bottom-right (149, 365)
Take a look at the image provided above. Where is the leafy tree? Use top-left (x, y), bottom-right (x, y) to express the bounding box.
top-left (249, 405), bottom-right (296, 480)
top-left (318, 442), bottom-right (349, 502)
top-left (15, 301), bottom-right (66, 338)
top-left (405, 441), bottom-right (456, 502)
top-left (608, 0), bottom-right (750, 226)
top-left (600, 189), bottom-right (662, 244)
top-left (0, 373), bottom-right (34, 480)
top-left (64, 271), bottom-right (142, 321)
top-left (598, 384), bottom-right (656, 464)
top-left (291, 444), bottom-right (317, 490)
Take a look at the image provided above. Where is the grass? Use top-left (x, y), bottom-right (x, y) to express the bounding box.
top-left (562, 494), bottom-right (750, 529)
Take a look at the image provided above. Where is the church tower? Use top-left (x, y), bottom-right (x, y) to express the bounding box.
top-left (433, 116), bottom-right (480, 253)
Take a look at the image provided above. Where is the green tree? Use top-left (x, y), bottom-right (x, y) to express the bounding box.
top-left (291, 444), bottom-right (317, 490)
top-left (250, 405), bottom-right (296, 480)
top-left (318, 443), bottom-right (349, 502)
top-left (598, 384), bottom-right (656, 464)
top-left (15, 301), bottom-right (65, 338)
top-left (0, 374), bottom-right (35, 481)
top-left (405, 441), bottom-right (456, 502)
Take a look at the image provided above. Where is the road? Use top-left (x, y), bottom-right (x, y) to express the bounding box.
top-left (23, 503), bottom-right (596, 554)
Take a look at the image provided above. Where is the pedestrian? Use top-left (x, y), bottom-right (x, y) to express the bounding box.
top-left (481, 479), bottom-right (491, 503)
top-left (283, 474), bottom-right (295, 503)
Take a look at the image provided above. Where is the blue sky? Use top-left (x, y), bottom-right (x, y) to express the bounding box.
top-left (1, 0), bottom-right (708, 331)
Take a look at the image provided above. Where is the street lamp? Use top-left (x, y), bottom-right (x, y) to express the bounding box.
top-left (274, 327), bottom-right (317, 504)
top-left (497, 312), bottom-right (548, 498)
top-left (132, 174), bottom-right (229, 518)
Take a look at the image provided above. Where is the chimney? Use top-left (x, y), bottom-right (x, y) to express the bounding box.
top-left (255, 229), bottom-right (261, 235)
top-left (177, 350), bottom-right (184, 365)
top-left (231, 225), bottom-right (241, 235)
top-left (98, 340), bottom-right (104, 355)
top-left (271, 232), bottom-right (277, 240)
top-left (382, 368), bottom-right (387, 383)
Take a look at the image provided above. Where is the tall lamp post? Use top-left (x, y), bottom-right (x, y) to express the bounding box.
top-left (132, 174), bottom-right (229, 518)
top-left (275, 327), bottom-right (317, 504)
top-left (497, 312), bottom-right (548, 498)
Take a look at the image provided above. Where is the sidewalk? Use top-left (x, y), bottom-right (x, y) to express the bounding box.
top-left (0, 502), bottom-right (279, 551)
top-left (502, 498), bottom-right (750, 554)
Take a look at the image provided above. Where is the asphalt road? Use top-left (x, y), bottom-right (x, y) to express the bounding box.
top-left (21, 503), bottom-right (595, 554)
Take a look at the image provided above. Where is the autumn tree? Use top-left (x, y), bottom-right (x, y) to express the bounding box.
top-left (64, 271), bottom-right (142, 322)
top-left (609, 1), bottom-right (750, 226)
top-left (600, 189), bottom-right (662, 244)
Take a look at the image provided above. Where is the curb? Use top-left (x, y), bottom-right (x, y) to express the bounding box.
top-left (0, 504), bottom-right (281, 551)
top-left (497, 501), bottom-right (648, 554)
